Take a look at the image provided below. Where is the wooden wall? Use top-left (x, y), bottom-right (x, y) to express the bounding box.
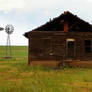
top-left (28, 31), bottom-right (92, 65)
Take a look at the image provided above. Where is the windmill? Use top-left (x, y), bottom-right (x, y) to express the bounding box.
top-left (5, 24), bottom-right (14, 58)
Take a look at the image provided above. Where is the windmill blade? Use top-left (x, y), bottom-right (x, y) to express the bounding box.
top-left (0, 27), bottom-right (4, 31)
top-left (5, 24), bottom-right (14, 34)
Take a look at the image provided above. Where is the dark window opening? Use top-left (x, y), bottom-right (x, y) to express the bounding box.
top-left (85, 40), bottom-right (91, 46)
top-left (85, 40), bottom-right (91, 53)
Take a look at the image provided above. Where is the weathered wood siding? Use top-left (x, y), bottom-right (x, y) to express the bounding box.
top-left (28, 31), bottom-right (92, 64)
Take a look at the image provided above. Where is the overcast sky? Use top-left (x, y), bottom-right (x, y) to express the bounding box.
top-left (0, 0), bottom-right (92, 46)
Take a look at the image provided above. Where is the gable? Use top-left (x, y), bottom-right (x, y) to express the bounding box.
top-left (24, 11), bottom-right (92, 38)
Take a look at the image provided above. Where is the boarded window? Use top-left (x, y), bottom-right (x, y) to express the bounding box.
top-left (85, 40), bottom-right (91, 53)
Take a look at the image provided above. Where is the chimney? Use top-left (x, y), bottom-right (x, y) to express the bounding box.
top-left (64, 11), bottom-right (67, 14)
top-left (64, 21), bottom-right (69, 32)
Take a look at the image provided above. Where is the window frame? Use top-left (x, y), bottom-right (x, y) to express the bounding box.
top-left (84, 40), bottom-right (91, 53)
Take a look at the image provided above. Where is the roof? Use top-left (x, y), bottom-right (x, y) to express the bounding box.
top-left (24, 11), bottom-right (92, 38)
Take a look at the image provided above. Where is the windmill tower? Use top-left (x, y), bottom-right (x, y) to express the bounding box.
top-left (5, 24), bottom-right (14, 58)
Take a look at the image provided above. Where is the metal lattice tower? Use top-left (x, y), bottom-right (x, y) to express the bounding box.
top-left (5, 24), bottom-right (14, 58)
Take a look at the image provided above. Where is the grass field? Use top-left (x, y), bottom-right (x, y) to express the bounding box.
top-left (0, 46), bottom-right (92, 92)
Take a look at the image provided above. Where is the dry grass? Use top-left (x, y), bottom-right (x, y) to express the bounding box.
top-left (0, 46), bottom-right (92, 92)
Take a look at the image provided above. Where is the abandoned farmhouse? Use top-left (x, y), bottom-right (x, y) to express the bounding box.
top-left (24, 11), bottom-right (92, 67)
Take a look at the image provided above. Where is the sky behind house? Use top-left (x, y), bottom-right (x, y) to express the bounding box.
top-left (0, 0), bottom-right (92, 46)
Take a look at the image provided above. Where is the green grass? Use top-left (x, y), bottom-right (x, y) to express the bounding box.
top-left (0, 46), bottom-right (92, 92)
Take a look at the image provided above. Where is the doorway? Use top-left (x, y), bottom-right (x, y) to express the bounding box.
top-left (66, 39), bottom-right (75, 59)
